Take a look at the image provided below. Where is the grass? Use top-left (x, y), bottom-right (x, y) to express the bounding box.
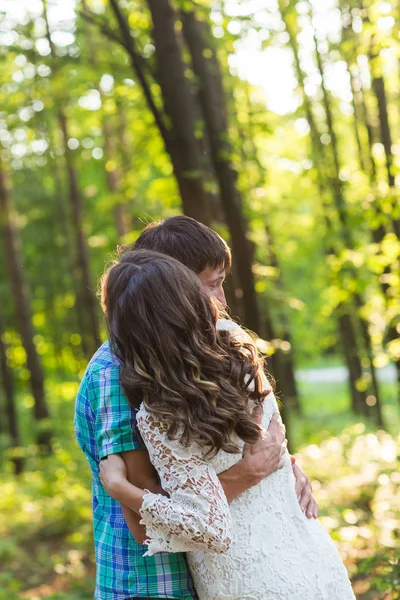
top-left (0, 375), bottom-right (399, 600)
top-left (290, 379), bottom-right (399, 450)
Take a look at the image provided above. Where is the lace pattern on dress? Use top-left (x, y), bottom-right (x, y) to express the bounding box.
top-left (137, 411), bottom-right (232, 557)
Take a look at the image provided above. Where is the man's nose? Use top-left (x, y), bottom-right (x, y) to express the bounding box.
top-left (215, 288), bottom-right (227, 308)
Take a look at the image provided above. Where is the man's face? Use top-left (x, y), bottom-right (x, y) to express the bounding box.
top-left (197, 265), bottom-right (227, 307)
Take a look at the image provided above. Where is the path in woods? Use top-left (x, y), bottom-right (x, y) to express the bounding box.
top-left (296, 364), bottom-right (396, 383)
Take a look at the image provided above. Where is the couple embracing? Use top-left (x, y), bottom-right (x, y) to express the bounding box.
top-left (74, 216), bottom-right (354, 600)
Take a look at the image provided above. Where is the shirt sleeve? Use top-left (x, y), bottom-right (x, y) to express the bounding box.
top-left (136, 410), bottom-right (232, 556)
top-left (90, 365), bottom-right (143, 459)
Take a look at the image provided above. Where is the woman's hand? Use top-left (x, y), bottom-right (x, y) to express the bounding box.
top-left (100, 454), bottom-right (128, 501)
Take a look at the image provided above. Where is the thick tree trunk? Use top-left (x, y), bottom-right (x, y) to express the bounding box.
top-left (0, 316), bottom-right (23, 474)
top-left (372, 75), bottom-right (394, 187)
top-left (146, 0), bottom-right (217, 225)
top-left (107, 0), bottom-right (214, 224)
top-left (180, 7), bottom-right (261, 333)
top-left (0, 162), bottom-right (52, 449)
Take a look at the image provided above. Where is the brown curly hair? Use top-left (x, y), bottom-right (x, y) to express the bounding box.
top-left (102, 249), bottom-right (269, 456)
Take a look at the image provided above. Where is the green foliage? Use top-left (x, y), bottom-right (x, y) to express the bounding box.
top-left (0, 381), bottom-right (398, 599)
top-left (1, 0), bottom-right (400, 597)
top-left (296, 422), bottom-right (400, 599)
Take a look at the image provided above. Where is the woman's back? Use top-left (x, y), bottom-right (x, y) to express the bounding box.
top-left (183, 392), bottom-right (354, 600)
top-left (136, 320), bottom-right (354, 600)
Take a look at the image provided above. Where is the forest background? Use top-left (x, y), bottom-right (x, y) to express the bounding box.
top-left (0, 0), bottom-right (399, 598)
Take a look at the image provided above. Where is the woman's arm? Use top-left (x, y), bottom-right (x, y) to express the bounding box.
top-left (100, 448), bottom-right (165, 544)
top-left (101, 411), bottom-right (232, 556)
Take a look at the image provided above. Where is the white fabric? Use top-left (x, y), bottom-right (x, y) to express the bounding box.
top-left (137, 319), bottom-right (355, 600)
top-left (137, 411), bottom-right (232, 556)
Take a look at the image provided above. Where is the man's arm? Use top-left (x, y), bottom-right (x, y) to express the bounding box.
top-left (101, 409), bottom-right (316, 545)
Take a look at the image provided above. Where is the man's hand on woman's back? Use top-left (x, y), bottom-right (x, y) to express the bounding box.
top-left (242, 408), bottom-right (287, 482)
top-left (218, 409), bottom-right (286, 503)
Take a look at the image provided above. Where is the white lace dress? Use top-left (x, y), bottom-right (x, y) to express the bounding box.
top-left (137, 322), bottom-right (355, 600)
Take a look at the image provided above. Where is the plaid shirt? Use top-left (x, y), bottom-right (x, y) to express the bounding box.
top-left (74, 341), bottom-right (197, 600)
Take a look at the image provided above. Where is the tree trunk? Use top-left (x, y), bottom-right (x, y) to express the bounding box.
top-left (107, 0), bottom-right (214, 224)
top-left (280, 0), bottom-right (371, 416)
top-left (48, 134), bottom-right (89, 359)
top-left (180, 6), bottom-right (261, 333)
top-left (372, 75), bottom-right (394, 187)
top-left (0, 316), bottom-right (23, 474)
top-left (340, 5), bottom-right (400, 406)
top-left (264, 224), bottom-right (301, 414)
top-left (81, 1), bottom-right (129, 241)
top-left (311, 27), bottom-right (384, 425)
top-left (357, 0), bottom-right (400, 237)
top-left (338, 311), bottom-right (367, 415)
top-left (0, 162), bottom-right (52, 449)
top-left (58, 112), bottom-right (101, 356)
top-left (146, 0), bottom-right (218, 225)
top-left (103, 117), bottom-right (128, 239)
top-left (43, 0), bottom-right (101, 357)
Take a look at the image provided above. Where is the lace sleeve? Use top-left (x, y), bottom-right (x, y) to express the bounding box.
top-left (136, 409), bottom-right (233, 557)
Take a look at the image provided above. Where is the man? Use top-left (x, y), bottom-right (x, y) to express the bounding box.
top-left (75, 216), bottom-right (316, 600)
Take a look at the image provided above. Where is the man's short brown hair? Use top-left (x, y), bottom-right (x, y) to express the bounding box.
top-left (133, 216), bottom-right (232, 274)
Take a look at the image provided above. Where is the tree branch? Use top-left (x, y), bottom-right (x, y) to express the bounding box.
top-left (106, 0), bottom-right (170, 145)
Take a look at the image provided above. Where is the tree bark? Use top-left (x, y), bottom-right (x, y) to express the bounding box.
top-left (0, 316), bottom-right (23, 474)
top-left (103, 116), bottom-right (128, 239)
top-left (146, 0), bottom-right (217, 225)
top-left (0, 162), bottom-right (52, 449)
top-left (107, 0), bottom-right (214, 224)
top-left (264, 224), bottom-right (301, 414)
top-left (43, 0), bottom-right (101, 357)
top-left (48, 133), bottom-right (89, 359)
top-left (58, 111), bottom-right (101, 356)
top-left (357, 0), bottom-right (400, 238)
top-left (180, 6), bottom-right (261, 333)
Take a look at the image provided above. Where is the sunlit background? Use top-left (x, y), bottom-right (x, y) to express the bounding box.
top-left (0, 0), bottom-right (399, 598)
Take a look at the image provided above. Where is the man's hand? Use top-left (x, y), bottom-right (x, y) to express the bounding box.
top-left (219, 407), bottom-right (286, 503)
top-left (290, 456), bottom-right (318, 519)
top-left (241, 407), bottom-right (287, 485)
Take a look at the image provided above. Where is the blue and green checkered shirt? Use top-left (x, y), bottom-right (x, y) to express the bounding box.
top-left (74, 341), bottom-right (197, 600)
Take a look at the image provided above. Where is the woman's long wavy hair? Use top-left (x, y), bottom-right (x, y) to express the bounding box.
top-left (102, 249), bottom-right (270, 456)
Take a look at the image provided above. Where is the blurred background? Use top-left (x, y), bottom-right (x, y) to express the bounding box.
top-left (0, 0), bottom-right (399, 598)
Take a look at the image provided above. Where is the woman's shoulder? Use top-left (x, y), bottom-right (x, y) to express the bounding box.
top-left (217, 318), bottom-right (243, 333)
top-left (217, 318), bottom-right (253, 344)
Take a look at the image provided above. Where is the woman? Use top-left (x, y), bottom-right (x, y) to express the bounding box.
top-left (100, 249), bottom-right (355, 600)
